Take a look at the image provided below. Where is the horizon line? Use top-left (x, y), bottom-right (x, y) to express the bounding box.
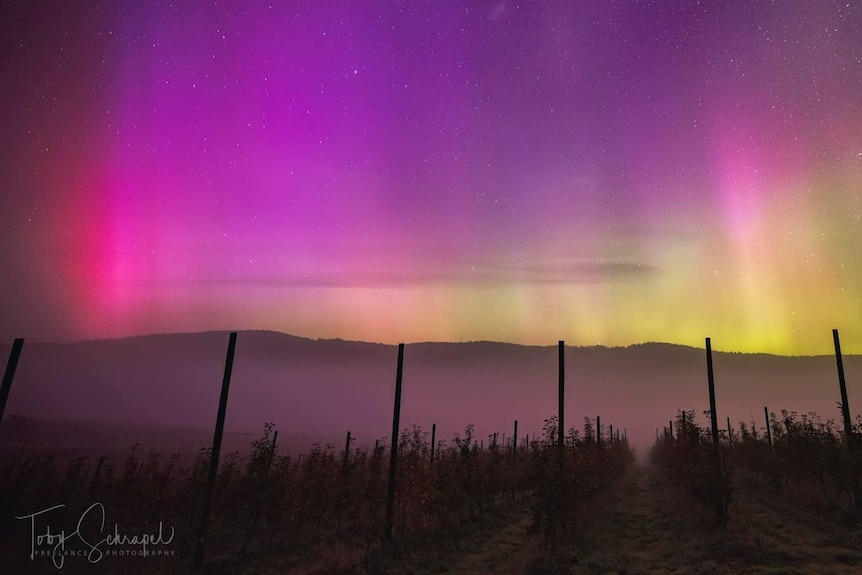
top-left (1, 328), bottom-right (851, 358)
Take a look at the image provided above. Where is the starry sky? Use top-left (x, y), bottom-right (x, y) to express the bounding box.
top-left (1, 0), bottom-right (861, 355)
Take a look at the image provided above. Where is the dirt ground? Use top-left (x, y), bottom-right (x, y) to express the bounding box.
top-left (414, 465), bottom-right (862, 575)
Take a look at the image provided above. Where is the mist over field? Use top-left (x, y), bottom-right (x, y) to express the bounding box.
top-left (2, 331), bottom-right (858, 454)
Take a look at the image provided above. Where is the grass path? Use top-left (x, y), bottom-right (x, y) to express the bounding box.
top-left (433, 512), bottom-right (538, 575)
top-left (372, 499), bottom-right (541, 575)
top-left (299, 467), bottom-right (862, 574)
top-left (562, 465), bottom-right (862, 575)
top-left (725, 477), bottom-right (862, 574)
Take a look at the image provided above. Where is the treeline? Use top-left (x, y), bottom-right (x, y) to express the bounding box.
top-left (527, 415), bottom-right (635, 574)
top-left (649, 409), bottom-right (732, 523)
top-left (0, 416), bottom-right (637, 574)
top-left (650, 409), bottom-right (862, 523)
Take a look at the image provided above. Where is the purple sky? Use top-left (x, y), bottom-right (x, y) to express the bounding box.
top-left (2, 1), bottom-right (861, 354)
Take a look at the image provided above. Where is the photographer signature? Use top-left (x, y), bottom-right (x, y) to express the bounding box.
top-left (15, 503), bottom-right (174, 569)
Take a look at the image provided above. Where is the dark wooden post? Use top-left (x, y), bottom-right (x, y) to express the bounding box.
top-left (705, 338), bottom-right (720, 452)
top-left (192, 331), bottom-right (237, 573)
top-left (764, 407), bottom-right (773, 448)
top-left (513, 420), bottom-right (518, 457)
top-left (596, 416), bottom-right (602, 450)
top-left (91, 456), bottom-right (106, 490)
top-left (343, 431), bottom-right (352, 467)
top-left (681, 411), bottom-right (687, 441)
top-left (430, 423), bottom-right (436, 463)
top-left (705, 337), bottom-right (728, 521)
top-left (558, 341), bottom-right (565, 454)
top-left (385, 343), bottom-right (405, 540)
top-left (726, 416), bottom-right (732, 444)
top-left (833, 329), bottom-right (860, 509)
top-left (268, 429), bottom-right (278, 470)
top-left (669, 419), bottom-right (674, 440)
top-left (834, 329), bottom-right (855, 445)
top-left (0, 338), bottom-right (24, 426)
top-left (609, 424), bottom-right (614, 445)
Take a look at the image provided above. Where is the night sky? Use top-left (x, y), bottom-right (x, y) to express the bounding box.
top-left (2, 1), bottom-right (861, 354)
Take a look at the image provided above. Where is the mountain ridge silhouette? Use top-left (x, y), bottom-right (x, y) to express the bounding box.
top-left (1, 330), bottom-right (858, 452)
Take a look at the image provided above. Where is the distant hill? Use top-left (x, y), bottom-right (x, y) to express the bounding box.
top-left (0, 331), bottom-right (859, 454)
